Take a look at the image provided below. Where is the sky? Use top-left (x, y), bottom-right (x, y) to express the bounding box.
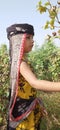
top-left (0, 0), bottom-right (60, 48)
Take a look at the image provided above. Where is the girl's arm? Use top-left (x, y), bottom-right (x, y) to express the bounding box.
top-left (20, 61), bottom-right (60, 92)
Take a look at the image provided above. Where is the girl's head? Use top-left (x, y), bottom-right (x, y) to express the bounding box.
top-left (6, 23), bottom-right (34, 70)
top-left (7, 23), bottom-right (34, 53)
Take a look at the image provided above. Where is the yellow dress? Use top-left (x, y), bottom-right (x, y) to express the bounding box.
top-left (16, 59), bottom-right (42, 130)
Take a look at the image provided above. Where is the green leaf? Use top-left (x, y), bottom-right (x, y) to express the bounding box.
top-left (0, 117), bottom-right (3, 123)
top-left (45, 2), bottom-right (50, 6)
top-left (49, 9), bottom-right (57, 19)
top-left (44, 21), bottom-right (49, 29)
top-left (38, 5), bottom-right (47, 13)
top-left (38, 0), bottom-right (42, 5)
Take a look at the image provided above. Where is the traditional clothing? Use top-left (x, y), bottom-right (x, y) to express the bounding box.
top-left (6, 24), bottom-right (46, 130)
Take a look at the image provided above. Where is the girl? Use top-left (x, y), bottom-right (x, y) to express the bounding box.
top-left (6, 23), bottom-right (60, 130)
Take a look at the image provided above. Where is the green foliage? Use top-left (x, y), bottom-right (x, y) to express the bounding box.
top-left (37, 5), bottom-right (47, 13)
top-left (28, 40), bottom-right (60, 130)
top-left (37, 0), bottom-right (60, 39)
top-left (0, 44), bottom-right (10, 127)
top-left (37, 1), bottom-right (47, 13)
top-left (28, 39), bottom-right (60, 81)
top-left (37, 0), bottom-right (59, 28)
